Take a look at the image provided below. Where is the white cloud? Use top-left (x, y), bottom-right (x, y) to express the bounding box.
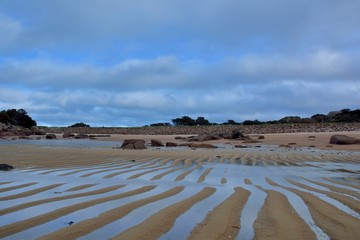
top-left (0, 1), bottom-right (359, 126)
top-left (0, 15), bottom-right (22, 48)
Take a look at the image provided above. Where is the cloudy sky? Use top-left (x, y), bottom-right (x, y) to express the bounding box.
top-left (0, 0), bottom-right (359, 126)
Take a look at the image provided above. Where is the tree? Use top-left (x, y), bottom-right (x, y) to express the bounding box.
top-left (172, 116), bottom-right (196, 126)
top-left (69, 122), bottom-right (90, 128)
top-left (0, 111), bottom-right (10, 123)
top-left (223, 120), bottom-right (240, 125)
top-left (150, 122), bottom-right (171, 127)
top-left (0, 109), bottom-right (37, 128)
top-left (311, 114), bottom-right (326, 123)
top-left (243, 119), bottom-right (262, 125)
top-left (195, 116), bottom-right (211, 126)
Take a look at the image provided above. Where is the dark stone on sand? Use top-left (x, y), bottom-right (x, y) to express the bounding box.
top-left (166, 142), bottom-right (178, 147)
top-left (46, 133), bottom-right (57, 139)
top-left (0, 164), bottom-right (14, 171)
top-left (329, 135), bottom-right (360, 145)
top-left (175, 136), bottom-right (187, 140)
top-left (151, 139), bottom-right (164, 147)
top-left (279, 144), bottom-right (291, 148)
top-left (121, 139), bottom-right (147, 149)
top-left (200, 134), bottom-right (221, 141)
top-left (242, 139), bottom-right (260, 143)
top-left (74, 133), bottom-right (89, 139)
top-left (31, 126), bottom-right (46, 135)
top-left (258, 135), bottom-right (265, 139)
top-left (179, 143), bottom-right (192, 147)
top-left (188, 134), bottom-right (222, 142)
top-left (63, 133), bottom-right (75, 138)
top-left (89, 134), bottom-right (111, 138)
top-left (231, 130), bottom-right (246, 139)
top-left (189, 143), bottom-right (218, 149)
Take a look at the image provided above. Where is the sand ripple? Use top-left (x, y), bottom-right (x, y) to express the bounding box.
top-left (0, 146), bottom-right (359, 240)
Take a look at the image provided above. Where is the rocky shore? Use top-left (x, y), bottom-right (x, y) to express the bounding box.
top-left (45, 122), bottom-right (360, 135)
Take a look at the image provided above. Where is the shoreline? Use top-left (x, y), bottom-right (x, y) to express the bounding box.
top-left (1, 130), bottom-right (359, 152)
top-left (43, 122), bottom-right (360, 135)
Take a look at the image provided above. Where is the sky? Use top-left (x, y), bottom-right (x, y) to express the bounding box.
top-left (0, 0), bottom-right (359, 127)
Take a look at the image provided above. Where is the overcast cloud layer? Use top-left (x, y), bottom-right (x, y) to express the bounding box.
top-left (1, 0), bottom-right (359, 126)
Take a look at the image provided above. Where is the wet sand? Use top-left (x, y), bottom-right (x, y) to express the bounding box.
top-left (0, 132), bottom-right (359, 239)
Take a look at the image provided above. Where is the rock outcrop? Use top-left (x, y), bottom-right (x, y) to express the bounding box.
top-left (31, 126), bottom-right (46, 135)
top-left (0, 123), bottom-right (44, 137)
top-left (121, 139), bottom-right (147, 149)
top-left (189, 143), bottom-right (218, 149)
top-left (166, 142), bottom-right (178, 147)
top-left (63, 133), bottom-right (76, 138)
top-left (151, 139), bottom-right (164, 147)
top-left (74, 133), bottom-right (89, 139)
top-left (45, 133), bottom-right (57, 139)
top-left (329, 135), bottom-right (360, 145)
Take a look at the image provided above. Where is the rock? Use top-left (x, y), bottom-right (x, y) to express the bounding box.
top-left (186, 134), bottom-right (222, 142)
top-left (46, 133), bottom-right (57, 139)
top-left (63, 133), bottom-right (75, 138)
top-left (329, 135), bottom-right (360, 145)
top-left (258, 135), bottom-right (265, 140)
top-left (189, 143), bottom-right (218, 149)
top-left (0, 164), bottom-right (14, 171)
top-left (179, 143), bottom-right (192, 147)
top-left (197, 134), bottom-right (222, 142)
top-left (279, 144), bottom-right (291, 148)
top-left (175, 136), bottom-right (187, 140)
top-left (166, 142), bottom-right (178, 147)
top-left (151, 139), bottom-right (164, 147)
top-left (231, 130), bottom-right (247, 139)
top-left (222, 133), bottom-right (232, 139)
top-left (14, 126), bottom-right (32, 136)
top-left (0, 123), bottom-right (7, 131)
top-left (31, 126), bottom-right (46, 135)
top-left (242, 139), bottom-right (260, 143)
top-left (89, 134), bottom-right (111, 138)
top-left (74, 133), bottom-right (89, 139)
top-left (121, 139), bottom-right (147, 149)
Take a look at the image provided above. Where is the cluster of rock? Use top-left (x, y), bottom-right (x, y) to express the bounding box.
top-left (120, 139), bottom-right (147, 149)
top-left (44, 122), bottom-right (360, 136)
top-left (44, 133), bottom-right (111, 140)
top-left (119, 130), bottom-right (253, 150)
top-left (119, 138), bottom-right (220, 150)
top-left (0, 123), bottom-right (46, 138)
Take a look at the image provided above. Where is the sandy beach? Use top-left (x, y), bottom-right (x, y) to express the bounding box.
top-left (0, 131), bottom-right (359, 239)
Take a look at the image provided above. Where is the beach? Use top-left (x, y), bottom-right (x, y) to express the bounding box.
top-left (0, 131), bottom-right (359, 239)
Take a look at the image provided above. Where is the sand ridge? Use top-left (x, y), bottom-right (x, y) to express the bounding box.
top-left (0, 132), bottom-right (359, 239)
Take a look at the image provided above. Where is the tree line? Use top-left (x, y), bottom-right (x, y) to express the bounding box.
top-left (150, 109), bottom-right (360, 126)
top-left (0, 109), bottom-right (37, 128)
top-left (1, 108), bottom-right (359, 129)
